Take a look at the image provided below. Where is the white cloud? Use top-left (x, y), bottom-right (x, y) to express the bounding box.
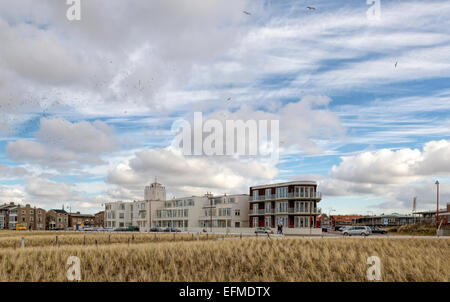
top-left (6, 118), bottom-right (121, 170)
top-left (322, 139), bottom-right (450, 210)
top-left (107, 147), bottom-right (278, 199)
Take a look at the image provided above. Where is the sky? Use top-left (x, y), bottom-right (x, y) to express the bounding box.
top-left (0, 0), bottom-right (449, 215)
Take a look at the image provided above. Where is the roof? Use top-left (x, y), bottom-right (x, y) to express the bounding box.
top-left (49, 209), bottom-right (68, 214)
top-left (70, 213), bottom-right (94, 218)
top-left (413, 208), bottom-right (449, 214)
top-left (250, 181), bottom-right (317, 190)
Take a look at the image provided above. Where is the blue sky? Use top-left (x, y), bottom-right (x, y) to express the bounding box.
top-left (0, 0), bottom-right (449, 214)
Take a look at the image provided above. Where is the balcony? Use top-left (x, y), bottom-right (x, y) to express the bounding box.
top-left (251, 192), bottom-right (322, 201)
top-left (250, 208), bottom-right (321, 215)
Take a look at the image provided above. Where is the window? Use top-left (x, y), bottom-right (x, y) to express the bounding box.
top-left (234, 209), bottom-right (240, 216)
top-left (22, 210), bottom-right (25, 215)
top-left (22, 217), bottom-right (26, 222)
top-left (30, 210), bottom-right (34, 214)
top-left (276, 186), bottom-right (288, 199)
top-left (119, 213), bottom-right (124, 219)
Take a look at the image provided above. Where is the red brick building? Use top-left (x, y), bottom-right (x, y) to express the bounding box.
top-left (330, 215), bottom-right (362, 228)
top-left (94, 211), bottom-right (104, 227)
top-left (249, 181), bottom-right (322, 229)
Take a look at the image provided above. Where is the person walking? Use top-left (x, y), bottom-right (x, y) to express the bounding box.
top-left (277, 222), bottom-right (281, 234)
top-left (280, 223), bottom-right (283, 235)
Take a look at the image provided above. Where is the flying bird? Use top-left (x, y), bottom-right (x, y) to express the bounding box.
top-left (227, 97), bottom-right (232, 101)
top-left (306, 6), bottom-right (316, 10)
top-left (395, 61), bottom-right (398, 68)
top-left (243, 11), bottom-right (251, 15)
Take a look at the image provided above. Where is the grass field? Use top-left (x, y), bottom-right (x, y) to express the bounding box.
top-left (0, 231), bottom-right (448, 282)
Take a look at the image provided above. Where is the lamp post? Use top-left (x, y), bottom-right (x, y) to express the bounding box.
top-left (435, 180), bottom-right (439, 230)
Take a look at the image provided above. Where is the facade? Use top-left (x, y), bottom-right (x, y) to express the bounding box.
top-left (317, 214), bottom-right (331, 228)
top-left (414, 203), bottom-right (450, 225)
top-left (249, 181), bottom-right (322, 229)
top-left (94, 211), bottom-right (105, 227)
top-left (153, 193), bottom-right (249, 229)
top-left (46, 209), bottom-right (69, 230)
top-left (105, 180), bottom-right (166, 230)
top-left (331, 215), bottom-right (362, 228)
top-left (144, 180), bottom-right (166, 201)
top-left (11, 204), bottom-right (46, 230)
top-left (0, 202), bottom-right (17, 229)
top-left (105, 180), bottom-right (249, 231)
top-left (354, 213), bottom-right (415, 227)
top-left (69, 212), bottom-right (95, 229)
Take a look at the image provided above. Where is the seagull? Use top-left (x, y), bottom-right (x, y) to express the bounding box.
top-left (227, 97), bottom-right (232, 101)
top-left (306, 6), bottom-right (316, 10)
top-left (395, 61), bottom-right (398, 68)
top-left (243, 11), bottom-right (251, 15)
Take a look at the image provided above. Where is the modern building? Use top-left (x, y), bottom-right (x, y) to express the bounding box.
top-left (249, 181), bottom-right (322, 229)
top-left (105, 180), bottom-right (249, 231)
top-left (46, 209), bottom-right (69, 230)
top-left (353, 213), bottom-right (415, 227)
top-left (105, 180), bottom-right (166, 230)
top-left (144, 179), bottom-right (166, 201)
top-left (153, 193), bottom-right (249, 229)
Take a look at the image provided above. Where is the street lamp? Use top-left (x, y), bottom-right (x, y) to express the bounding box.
top-left (435, 180), bottom-right (439, 230)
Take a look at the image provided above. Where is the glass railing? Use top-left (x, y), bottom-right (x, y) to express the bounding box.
top-left (251, 192), bottom-right (322, 201)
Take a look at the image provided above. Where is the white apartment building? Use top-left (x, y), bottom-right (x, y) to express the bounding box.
top-left (153, 193), bottom-right (249, 229)
top-left (105, 180), bottom-right (166, 230)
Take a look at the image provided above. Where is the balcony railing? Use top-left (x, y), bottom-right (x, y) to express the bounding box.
top-left (250, 208), bottom-right (321, 215)
top-left (251, 192), bottom-right (322, 201)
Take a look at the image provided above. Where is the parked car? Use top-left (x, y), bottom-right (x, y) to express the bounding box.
top-left (341, 226), bottom-right (371, 236)
top-left (163, 227), bottom-right (181, 232)
top-left (369, 226), bottom-right (387, 234)
top-left (254, 227), bottom-right (274, 234)
top-left (113, 227), bottom-right (128, 232)
top-left (150, 227), bottom-right (163, 232)
top-left (127, 226), bottom-right (140, 232)
top-left (335, 226), bottom-right (349, 232)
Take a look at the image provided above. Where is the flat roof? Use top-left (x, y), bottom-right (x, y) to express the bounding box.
top-left (250, 181), bottom-right (318, 190)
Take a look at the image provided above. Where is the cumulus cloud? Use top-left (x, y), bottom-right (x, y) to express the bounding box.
top-left (107, 147), bottom-right (278, 199)
top-left (6, 118), bottom-right (121, 170)
top-left (322, 139), bottom-right (450, 210)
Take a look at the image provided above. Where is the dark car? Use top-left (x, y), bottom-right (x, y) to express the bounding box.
top-left (369, 226), bottom-right (387, 234)
top-left (113, 227), bottom-right (128, 232)
top-left (163, 227), bottom-right (181, 232)
top-left (150, 227), bottom-right (163, 232)
top-left (127, 226), bottom-right (140, 232)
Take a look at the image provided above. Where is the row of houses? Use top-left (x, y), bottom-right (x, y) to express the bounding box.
top-left (0, 202), bottom-right (104, 230)
top-left (105, 180), bottom-right (324, 232)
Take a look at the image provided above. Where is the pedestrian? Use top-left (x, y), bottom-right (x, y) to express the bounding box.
top-left (277, 223), bottom-right (281, 234)
top-left (280, 223), bottom-right (283, 235)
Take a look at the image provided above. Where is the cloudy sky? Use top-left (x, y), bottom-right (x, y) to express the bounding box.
top-left (0, 0), bottom-right (449, 214)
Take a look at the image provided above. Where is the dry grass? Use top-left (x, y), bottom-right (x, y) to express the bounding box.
top-left (0, 231), bottom-right (448, 282)
top-left (0, 231), bottom-right (227, 248)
